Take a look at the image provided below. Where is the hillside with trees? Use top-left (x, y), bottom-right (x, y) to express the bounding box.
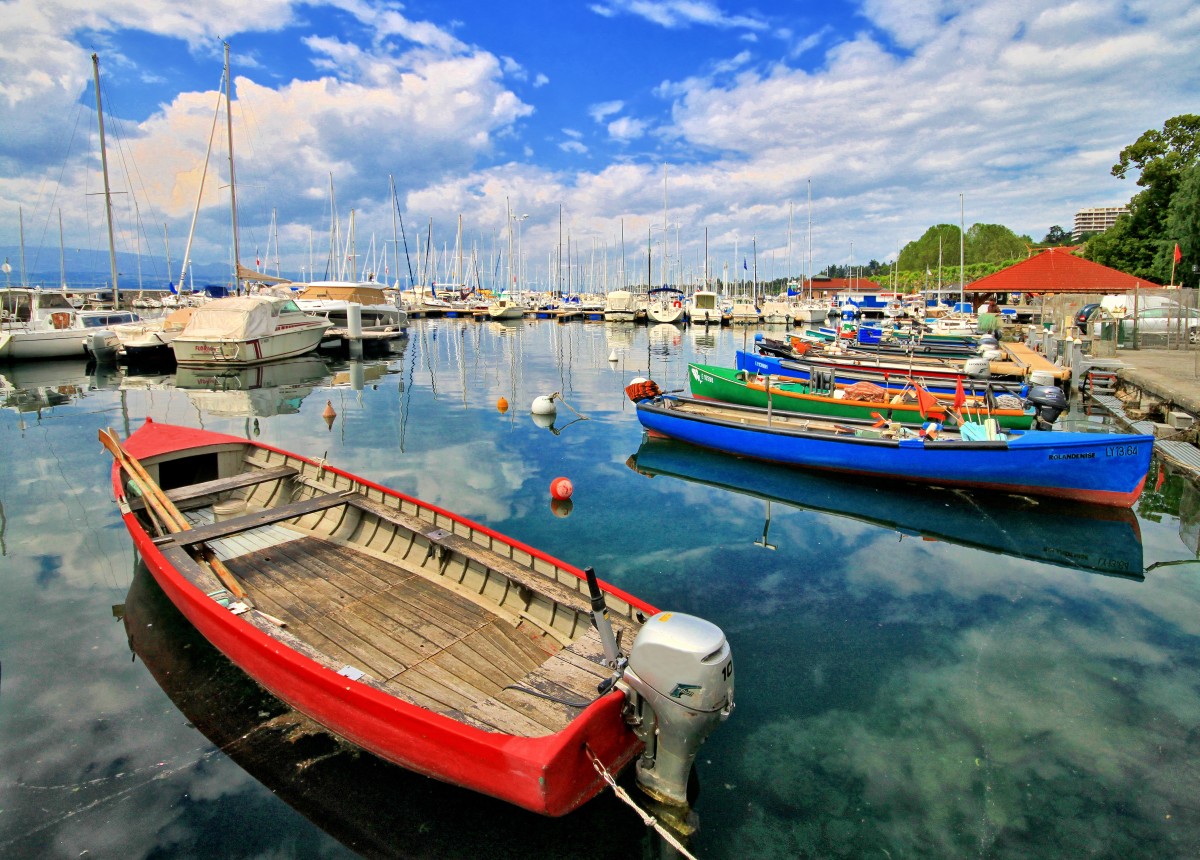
top-left (858, 114), bottom-right (1200, 294)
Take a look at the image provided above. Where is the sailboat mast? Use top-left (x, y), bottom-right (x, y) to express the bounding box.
top-left (786, 201), bottom-right (793, 285)
top-left (18, 207), bottom-right (26, 287)
top-left (661, 164), bottom-right (668, 289)
top-left (223, 43), bottom-right (242, 292)
top-left (58, 210), bottom-right (66, 288)
top-left (456, 214), bottom-right (463, 288)
top-left (958, 192), bottom-right (965, 308)
top-left (91, 54), bottom-right (119, 299)
top-left (806, 179), bottom-right (812, 296)
top-left (163, 223), bottom-right (172, 290)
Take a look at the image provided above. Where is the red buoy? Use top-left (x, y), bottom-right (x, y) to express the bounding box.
top-left (550, 477), bottom-right (573, 501)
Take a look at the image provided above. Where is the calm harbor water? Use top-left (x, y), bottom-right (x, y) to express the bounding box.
top-left (1, 319), bottom-right (1199, 859)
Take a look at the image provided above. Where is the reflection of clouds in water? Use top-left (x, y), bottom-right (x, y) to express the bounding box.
top-left (408, 440), bottom-right (533, 522)
top-left (2, 648), bottom-right (263, 857)
top-left (734, 606), bottom-right (1200, 858)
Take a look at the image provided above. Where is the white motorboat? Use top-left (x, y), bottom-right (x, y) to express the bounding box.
top-left (729, 298), bottom-right (761, 325)
top-left (759, 299), bottom-right (793, 325)
top-left (687, 290), bottom-right (726, 325)
top-left (293, 281), bottom-right (408, 328)
top-left (110, 307), bottom-right (198, 364)
top-left (171, 295), bottom-right (333, 365)
top-left (0, 288), bottom-right (135, 362)
top-left (603, 289), bottom-right (642, 323)
top-left (487, 296), bottom-right (526, 320)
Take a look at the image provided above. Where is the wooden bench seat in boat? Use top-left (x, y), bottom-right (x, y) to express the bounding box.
top-left (129, 464), bottom-right (298, 513)
top-left (143, 465), bottom-right (637, 737)
top-left (157, 483), bottom-right (630, 638)
top-left (213, 537), bottom-right (608, 736)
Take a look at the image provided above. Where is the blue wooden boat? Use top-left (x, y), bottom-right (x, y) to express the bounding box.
top-left (736, 348), bottom-right (1013, 399)
top-left (629, 391), bottom-right (1153, 507)
top-left (627, 437), bottom-right (1144, 578)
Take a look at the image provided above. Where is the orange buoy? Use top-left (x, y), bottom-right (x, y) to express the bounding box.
top-left (497, 396), bottom-right (509, 413)
top-left (322, 399), bottom-right (337, 430)
top-left (550, 477), bottom-right (573, 500)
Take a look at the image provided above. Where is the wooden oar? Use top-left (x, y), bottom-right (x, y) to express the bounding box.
top-left (98, 427), bottom-right (251, 604)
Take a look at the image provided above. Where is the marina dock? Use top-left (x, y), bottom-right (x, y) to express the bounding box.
top-left (1083, 348), bottom-right (1200, 477)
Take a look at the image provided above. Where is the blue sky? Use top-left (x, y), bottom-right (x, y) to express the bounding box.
top-left (2, 0), bottom-right (1198, 287)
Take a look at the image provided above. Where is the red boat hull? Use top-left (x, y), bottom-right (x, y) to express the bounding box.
top-left (114, 420), bottom-right (655, 816)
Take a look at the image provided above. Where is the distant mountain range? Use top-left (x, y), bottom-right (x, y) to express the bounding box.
top-left (0, 245), bottom-right (276, 290)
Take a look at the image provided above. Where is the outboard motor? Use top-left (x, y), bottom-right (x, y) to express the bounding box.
top-left (1025, 384), bottom-right (1067, 430)
top-left (977, 335), bottom-right (1002, 361)
top-left (963, 356), bottom-right (991, 378)
top-left (620, 612), bottom-right (735, 808)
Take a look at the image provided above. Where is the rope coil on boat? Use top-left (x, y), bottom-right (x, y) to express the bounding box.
top-left (583, 745), bottom-right (699, 860)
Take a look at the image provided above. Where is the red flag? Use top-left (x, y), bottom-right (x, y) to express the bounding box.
top-left (953, 377), bottom-right (967, 411)
top-left (915, 385), bottom-right (939, 419)
top-left (1175, 243), bottom-right (1183, 264)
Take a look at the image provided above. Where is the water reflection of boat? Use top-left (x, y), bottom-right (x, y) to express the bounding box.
top-left (173, 355), bottom-right (330, 417)
top-left (120, 564), bottom-right (650, 860)
top-left (0, 359), bottom-right (119, 414)
top-left (627, 437), bottom-right (1145, 578)
top-left (327, 359), bottom-right (395, 391)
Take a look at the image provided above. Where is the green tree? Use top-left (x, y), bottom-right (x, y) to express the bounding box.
top-left (1091, 114), bottom-right (1200, 281)
top-left (897, 224), bottom-right (961, 272)
top-left (1042, 225), bottom-right (1071, 245)
top-left (1163, 161), bottom-right (1200, 289)
top-left (966, 223), bottom-right (1030, 263)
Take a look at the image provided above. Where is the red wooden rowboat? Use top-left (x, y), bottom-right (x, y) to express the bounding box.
top-left (105, 419), bottom-right (733, 816)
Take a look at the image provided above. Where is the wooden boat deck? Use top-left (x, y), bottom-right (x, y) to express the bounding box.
top-left (136, 451), bottom-right (634, 738)
top-left (220, 537), bottom-right (611, 737)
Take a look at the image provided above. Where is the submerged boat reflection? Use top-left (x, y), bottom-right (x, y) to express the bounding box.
top-left (1, 359), bottom-right (119, 415)
top-left (173, 355), bottom-right (331, 418)
top-left (121, 564), bottom-right (652, 859)
top-left (628, 437), bottom-right (1145, 578)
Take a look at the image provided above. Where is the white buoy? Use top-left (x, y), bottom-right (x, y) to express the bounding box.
top-left (531, 395), bottom-right (557, 415)
top-left (629, 376), bottom-right (648, 386)
top-left (608, 350), bottom-right (618, 362)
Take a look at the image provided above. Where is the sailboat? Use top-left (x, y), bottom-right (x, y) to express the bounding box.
top-left (0, 56), bottom-right (136, 363)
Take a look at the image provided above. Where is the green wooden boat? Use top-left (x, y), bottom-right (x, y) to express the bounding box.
top-left (686, 363), bottom-right (1035, 430)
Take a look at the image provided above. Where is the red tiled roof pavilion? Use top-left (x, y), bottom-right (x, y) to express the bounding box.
top-left (966, 246), bottom-right (1160, 295)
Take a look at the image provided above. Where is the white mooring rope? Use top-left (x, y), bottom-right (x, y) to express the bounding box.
top-left (584, 746), bottom-right (699, 860)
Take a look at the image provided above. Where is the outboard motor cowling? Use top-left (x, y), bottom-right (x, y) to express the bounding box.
top-left (1025, 384), bottom-right (1067, 430)
top-left (621, 612), bottom-right (734, 807)
top-left (963, 356), bottom-right (991, 378)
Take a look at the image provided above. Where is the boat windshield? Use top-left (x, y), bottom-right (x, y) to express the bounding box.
top-left (82, 312), bottom-right (138, 328)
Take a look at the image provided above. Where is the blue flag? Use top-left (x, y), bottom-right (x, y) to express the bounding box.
top-left (743, 258), bottom-right (748, 270)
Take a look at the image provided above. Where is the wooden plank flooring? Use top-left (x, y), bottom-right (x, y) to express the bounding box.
top-left (221, 536), bottom-right (611, 737)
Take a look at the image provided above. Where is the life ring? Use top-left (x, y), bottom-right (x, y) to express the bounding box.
top-left (672, 299), bottom-right (682, 308)
top-left (50, 312), bottom-right (71, 330)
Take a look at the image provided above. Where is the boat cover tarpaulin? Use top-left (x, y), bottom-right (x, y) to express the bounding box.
top-left (181, 297), bottom-right (286, 341)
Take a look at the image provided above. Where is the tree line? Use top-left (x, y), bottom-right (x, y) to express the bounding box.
top-left (801, 114), bottom-right (1199, 293)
